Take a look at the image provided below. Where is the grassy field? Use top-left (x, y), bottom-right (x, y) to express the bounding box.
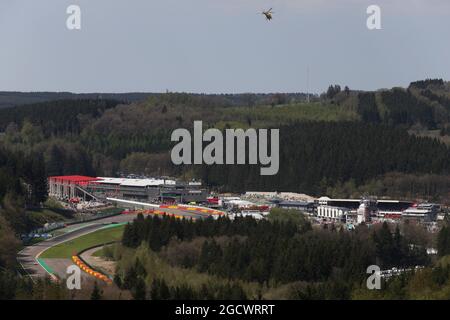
top-left (218, 102), bottom-right (359, 129)
top-left (409, 129), bottom-right (450, 146)
top-left (92, 244), bottom-right (115, 258)
top-left (40, 224), bottom-right (125, 259)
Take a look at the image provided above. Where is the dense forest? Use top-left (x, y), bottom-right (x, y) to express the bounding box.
top-left (0, 92), bottom-right (155, 109)
top-left (1, 80), bottom-right (450, 299)
top-left (195, 122), bottom-right (450, 194)
top-left (0, 80), bottom-right (448, 211)
top-left (110, 212), bottom-right (450, 299)
top-left (0, 144), bottom-right (48, 276)
top-left (0, 99), bottom-right (121, 136)
top-left (2, 209), bottom-right (450, 300)
top-left (0, 80), bottom-right (449, 200)
top-left (357, 82), bottom-right (450, 128)
top-left (0, 146), bottom-right (47, 208)
top-left (0, 91), bottom-right (313, 110)
top-left (121, 214), bottom-right (428, 282)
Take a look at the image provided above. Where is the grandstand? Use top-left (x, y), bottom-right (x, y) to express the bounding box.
top-left (48, 175), bottom-right (208, 204)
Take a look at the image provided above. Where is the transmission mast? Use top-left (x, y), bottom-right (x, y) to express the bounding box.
top-left (306, 66), bottom-right (310, 103)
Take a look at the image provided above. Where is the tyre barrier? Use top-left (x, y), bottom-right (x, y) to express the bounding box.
top-left (72, 255), bottom-right (112, 284)
top-left (160, 205), bottom-right (224, 216)
top-left (121, 205), bottom-right (225, 219)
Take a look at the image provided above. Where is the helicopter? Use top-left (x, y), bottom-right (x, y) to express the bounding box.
top-left (262, 8), bottom-right (274, 21)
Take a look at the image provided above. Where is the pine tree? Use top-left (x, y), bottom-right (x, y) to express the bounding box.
top-left (159, 278), bottom-right (171, 300)
top-left (132, 278), bottom-right (147, 300)
top-left (90, 282), bottom-right (102, 300)
top-left (46, 145), bottom-right (64, 176)
top-left (113, 274), bottom-right (122, 289)
top-left (374, 222), bottom-right (395, 268)
top-left (437, 223), bottom-right (450, 257)
top-left (122, 267), bottom-right (137, 290)
top-left (150, 278), bottom-right (171, 300)
top-left (150, 279), bottom-right (160, 300)
top-left (134, 258), bottom-right (147, 278)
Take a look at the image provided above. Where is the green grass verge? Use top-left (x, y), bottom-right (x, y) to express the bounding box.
top-left (91, 244), bottom-right (115, 258)
top-left (96, 207), bottom-right (126, 215)
top-left (92, 247), bottom-right (106, 257)
top-left (37, 258), bottom-right (55, 275)
top-left (39, 224), bottom-right (125, 259)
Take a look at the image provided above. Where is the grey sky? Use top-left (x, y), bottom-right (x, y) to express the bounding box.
top-left (0, 0), bottom-right (449, 93)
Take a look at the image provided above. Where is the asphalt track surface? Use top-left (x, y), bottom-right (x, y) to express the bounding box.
top-left (17, 214), bottom-right (139, 281)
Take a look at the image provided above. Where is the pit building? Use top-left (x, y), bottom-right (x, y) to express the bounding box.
top-left (48, 175), bottom-right (208, 204)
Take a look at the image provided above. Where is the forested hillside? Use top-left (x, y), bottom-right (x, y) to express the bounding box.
top-left (356, 79), bottom-right (450, 130)
top-left (195, 122), bottom-right (450, 195)
top-left (0, 91), bottom-right (312, 110)
top-left (0, 92), bottom-right (154, 109)
top-left (0, 99), bottom-right (121, 136)
top-left (112, 212), bottom-right (436, 299)
top-left (1, 80), bottom-right (450, 299)
top-left (0, 80), bottom-right (449, 203)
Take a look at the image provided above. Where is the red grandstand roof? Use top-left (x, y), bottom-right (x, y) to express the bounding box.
top-left (49, 175), bottom-right (99, 185)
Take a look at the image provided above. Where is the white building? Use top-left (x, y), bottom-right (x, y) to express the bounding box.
top-left (357, 202), bottom-right (371, 224)
top-left (317, 205), bottom-right (348, 221)
top-left (402, 204), bottom-right (439, 222)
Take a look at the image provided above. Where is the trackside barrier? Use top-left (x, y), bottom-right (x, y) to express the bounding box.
top-left (122, 206), bottom-right (224, 217)
top-left (108, 198), bottom-right (225, 216)
top-left (72, 255), bottom-right (112, 284)
top-left (159, 205), bottom-right (224, 216)
top-left (122, 209), bottom-right (195, 220)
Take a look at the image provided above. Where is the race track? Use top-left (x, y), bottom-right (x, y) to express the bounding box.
top-left (17, 214), bottom-right (138, 281)
top-left (17, 205), bottom-right (223, 281)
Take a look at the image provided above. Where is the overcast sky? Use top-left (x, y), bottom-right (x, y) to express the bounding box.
top-left (0, 0), bottom-right (449, 93)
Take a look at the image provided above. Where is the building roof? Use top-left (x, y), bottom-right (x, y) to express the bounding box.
top-left (49, 176), bottom-right (179, 187)
top-left (318, 197), bottom-right (412, 204)
top-left (403, 208), bottom-right (432, 214)
top-left (279, 200), bottom-right (313, 206)
top-left (49, 176), bottom-right (99, 184)
top-left (226, 199), bottom-right (255, 206)
top-left (96, 177), bottom-right (177, 187)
